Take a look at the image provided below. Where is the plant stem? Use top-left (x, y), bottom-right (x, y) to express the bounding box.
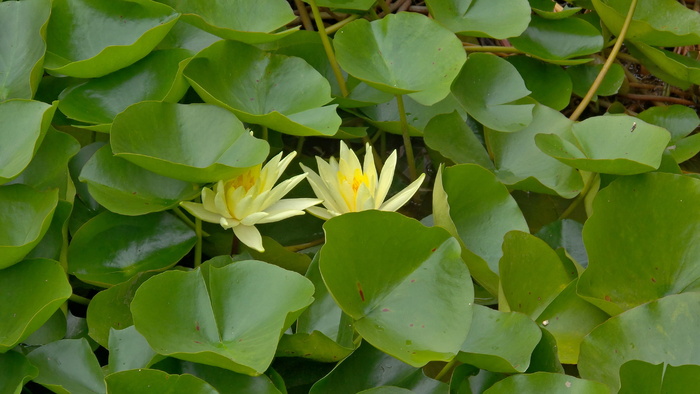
top-left (395, 95), bottom-right (418, 181)
top-left (558, 172), bottom-right (599, 220)
top-left (326, 14), bottom-right (359, 34)
top-left (69, 294), bottom-right (91, 305)
top-left (435, 359), bottom-right (458, 381)
top-left (194, 217), bottom-right (203, 268)
top-left (296, 136), bottom-right (306, 155)
top-left (293, 0), bottom-right (314, 31)
top-left (463, 45), bottom-right (523, 54)
top-left (172, 206), bottom-right (210, 236)
top-left (262, 125), bottom-right (269, 141)
top-left (307, 0), bottom-right (349, 97)
top-left (569, 0), bottom-right (639, 121)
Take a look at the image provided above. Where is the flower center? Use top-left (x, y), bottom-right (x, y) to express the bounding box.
top-left (226, 165), bottom-right (261, 192)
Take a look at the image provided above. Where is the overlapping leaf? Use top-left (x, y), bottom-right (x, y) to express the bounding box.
top-left (426, 0), bottom-right (531, 39)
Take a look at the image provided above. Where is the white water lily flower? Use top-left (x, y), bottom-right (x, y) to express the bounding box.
top-left (300, 142), bottom-right (425, 220)
top-left (181, 151), bottom-right (321, 252)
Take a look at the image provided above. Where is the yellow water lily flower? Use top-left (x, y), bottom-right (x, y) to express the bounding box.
top-left (181, 151), bottom-right (321, 252)
top-left (300, 142), bottom-right (425, 220)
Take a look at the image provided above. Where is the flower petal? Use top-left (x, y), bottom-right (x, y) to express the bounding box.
top-left (340, 141), bottom-right (362, 173)
top-left (257, 209), bottom-right (305, 224)
top-left (355, 183), bottom-right (375, 212)
top-left (375, 150), bottom-right (397, 209)
top-left (240, 211), bottom-right (269, 226)
top-left (180, 202), bottom-right (222, 224)
top-left (362, 143), bottom-right (378, 194)
top-left (201, 187), bottom-right (217, 212)
top-left (214, 181), bottom-right (232, 218)
top-left (233, 224), bottom-right (264, 252)
top-left (301, 163), bottom-right (345, 214)
top-left (380, 173), bottom-right (425, 212)
top-left (265, 197), bottom-right (323, 215)
top-left (306, 206), bottom-right (337, 220)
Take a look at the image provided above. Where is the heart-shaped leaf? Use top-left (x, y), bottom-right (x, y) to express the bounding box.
top-left (509, 15), bottom-right (603, 61)
top-left (108, 326), bottom-right (161, 373)
top-left (506, 56), bottom-right (573, 111)
top-left (334, 12), bottom-right (466, 105)
top-left (0, 0), bottom-right (50, 100)
top-left (80, 145), bottom-right (200, 216)
top-left (424, 111), bottom-right (494, 170)
top-left (157, 0), bottom-right (298, 44)
top-left (106, 369), bottom-right (218, 393)
top-left (45, 0), bottom-right (179, 77)
top-left (0, 259), bottom-right (71, 352)
top-left (111, 102), bottom-right (269, 183)
top-left (578, 173), bottom-right (700, 315)
top-left (451, 53), bottom-right (534, 133)
top-left (433, 164), bottom-right (529, 295)
top-left (536, 114), bottom-right (671, 175)
top-left (68, 211), bottom-right (195, 287)
top-left (579, 293), bottom-right (700, 391)
top-left (426, 0), bottom-right (531, 39)
top-left (535, 219), bottom-right (588, 268)
top-left (131, 260), bottom-right (314, 375)
top-left (320, 210), bottom-right (473, 367)
top-left (26, 338), bottom-right (106, 393)
top-left (184, 40), bottom-right (340, 136)
top-left (0, 99), bottom-right (57, 184)
top-left (483, 372), bottom-right (608, 393)
top-left (0, 351), bottom-right (38, 393)
top-left (0, 185), bottom-right (58, 269)
top-left (59, 49), bottom-right (192, 129)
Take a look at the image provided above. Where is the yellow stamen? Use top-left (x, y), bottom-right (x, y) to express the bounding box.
top-left (226, 165), bottom-right (261, 192)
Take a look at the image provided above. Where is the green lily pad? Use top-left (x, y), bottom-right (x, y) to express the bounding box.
top-left (567, 62), bottom-right (625, 100)
top-left (509, 15), bottom-right (603, 61)
top-left (80, 145), bottom-right (200, 216)
top-left (162, 360), bottom-right (284, 394)
top-left (0, 259), bottom-right (71, 352)
top-left (483, 372), bottom-right (608, 393)
top-left (307, 0), bottom-right (376, 10)
top-left (637, 105), bottom-right (700, 143)
top-left (451, 53), bottom-right (534, 133)
top-left (45, 0), bottom-right (179, 77)
top-left (535, 114), bottom-right (671, 175)
top-left (334, 12), bottom-right (466, 105)
top-left (426, 0), bottom-right (531, 39)
top-left (155, 20), bottom-right (222, 55)
top-left (500, 231), bottom-right (577, 319)
top-left (59, 49), bottom-right (191, 128)
top-left (619, 361), bottom-right (700, 394)
top-left (131, 260), bottom-right (314, 375)
top-left (489, 104), bottom-right (584, 198)
top-left (579, 293), bottom-right (700, 391)
top-left (534, 5), bottom-right (584, 19)
top-left (627, 41), bottom-right (700, 90)
top-left (458, 305), bottom-right (542, 373)
top-left (246, 236), bottom-right (312, 275)
top-left (309, 341), bottom-right (448, 394)
top-left (424, 111), bottom-right (494, 170)
top-left (0, 351), bottom-right (38, 393)
top-left (68, 211), bottom-right (196, 287)
top-left (578, 173), bottom-right (700, 315)
top-left (0, 99), bottom-right (57, 184)
top-left (108, 326), bottom-right (161, 373)
top-left (433, 164), bottom-right (529, 295)
top-left (157, 0), bottom-right (298, 44)
top-left (0, 0), bottom-right (50, 100)
top-left (535, 219), bottom-right (588, 267)
top-left (0, 185), bottom-right (58, 269)
top-left (184, 40), bottom-right (340, 136)
top-left (669, 133), bottom-right (700, 164)
top-left (592, 0), bottom-right (700, 47)
top-left (320, 211), bottom-right (473, 367)
top-left (23, 308), bottom-right (66, 346)
top-left (106, 369), bottom-right (218, 393)
top-left (111, 102), bottom-right (269, 183)
top-left (26, 338), bottom-right (106, 393)
top-left (506, 56), bottom-right (573, 111)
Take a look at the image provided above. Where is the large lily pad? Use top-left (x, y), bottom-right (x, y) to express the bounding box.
top-left (509, 15), bottom-right (603, 61)
top-left (567, 63), bottom-right (625, 100)
top-left (0, 185), bottom-right (58, 269)
top-left (619, 361), bottom-right (700, 394)
top-left (45, 0), bottom-right (179, 77)
top-left (483, 372), bottom-right (608, 393)
top-left (0, 0), bottom-right (50, 100)
top-left (163, 360), bottom-right (284, 394)
top-left (579, 293), bottom-right (700, 391)
top-left (131, 260), bottom-right (314, 375)
top-left (59, 49), bottom-right (191, 129)
top-left (451, 53), bottom-right (534, 133)
top-left (185, 40), bottom-right (339, 136)
top-left (433, 164), bottom-right (529, 295)
top-left (80, 145), bottom-right (200, 216)
top-left (111, 102), bottom-right (269, 183)
top-left (26, 338), bottom-right (106, 393)
top-left (106, 369), bottom-right (218, 393)
top-left (535, 114), bottom-right (671, 175)
top-left (108, 326), bottom-right (160, 373)
top-left (637, 105), bottom-right (700, 143)
top-left (426, 0), bottom-right (531, 39)
top-left (627, 41), bottom-right (700, 89)
top-left (68, 211), bottom-right (196, 287)
top-left (320, 211), bottom-right (473, 367)
top-left (157, 0), bottom-right (298, 44)
top-left (506, 56), bottom-right (573, 111)
top-left (0, 99), bottom-right (57, 184)
top-left (0, 259), bottom-right (71, 352)
top-left (578, 173), bottom-right (700, 315)
top-left (423, 111), bottom-right (494, 170)
top-left (334, 12), bottom-right (466, 105)
top-left (0, 351), bottom-right (38, 393)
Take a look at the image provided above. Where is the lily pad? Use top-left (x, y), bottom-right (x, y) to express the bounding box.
top-left (131, 260), bottom-right (314, 375)
top-left (619, 361), bottom-right (700, 394)
top-left (433, 164), bottom-right (529, 295)
top-left (426, 0), bottom-right (531, 39)
top-left (489, 104), bottom-right (584, 198)
top-left (0, 185), bottom-right (58, 269)
top-left (108, 326), bottom-right (161, 373)
top-left (535, 219), bottom-right (588, 268)
top-left (535, 114), bottom-right (671, 175)
top-left (157, 0), bottom-right (298, 44)
top-left (334, 12), bottom-right (466, 105)
top-left (627, 41), bottom-right (700, 90)
top-left (451, 53), bottom-right (534, 133)
top-left (26, 338), bottom-right (106, 393)
top-left (506, 56), bottom-right (573, 111)
top-left (424, 111), bottom-right (494, 170)
top-left (0, 99), bottom-right (58, 184)
top-left (567, 62), bottom-right (625, 100)
top-left (320, 211), bottom-right (473, 367)
top-left (637, 105), bottom-right (700, 143)
top-left (68, 211), bottom-right (195, 287)
top-left (509, 15), bottom-right (603, 61)
top-left (578, 173), bottom-right (700, 315)
top-left (0, 0), bottom-right (50, 100)
top-left (155, 20), bottom-right (222, 55)
top-left (111, 101), bottom-right (269, 183)
top-left (483, 372), bottom-right (608, 393)
top-left (184, 40), bottom-right (340, 136)
top-left (163, 360), bottom-right (284, 394)
top-left (0, 259), bottom-right (71, 352)
top-left (45, 0), bottom-right (179, 77)
top-left (0, 351), bottom-right (38, 393)
top-left (579, 293), bottom-right (700, 391)
top-left (80, 145), bottom-right (200, 216)
top-left (59, 49), bottom-right (191, 129)
top-left (106, 369), bottom-right (218, 393)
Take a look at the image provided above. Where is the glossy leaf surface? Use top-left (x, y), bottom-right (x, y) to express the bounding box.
top-left (426, 0), bottom-right (531, 39)
top-left (0, 351), bottom-right (38, 393)
top-left (483, 372), bottom-right (608, 393)
top-left (510, 16), bottom-right (603, 61)
top-left (106, 369), bottom-right (218, 393)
